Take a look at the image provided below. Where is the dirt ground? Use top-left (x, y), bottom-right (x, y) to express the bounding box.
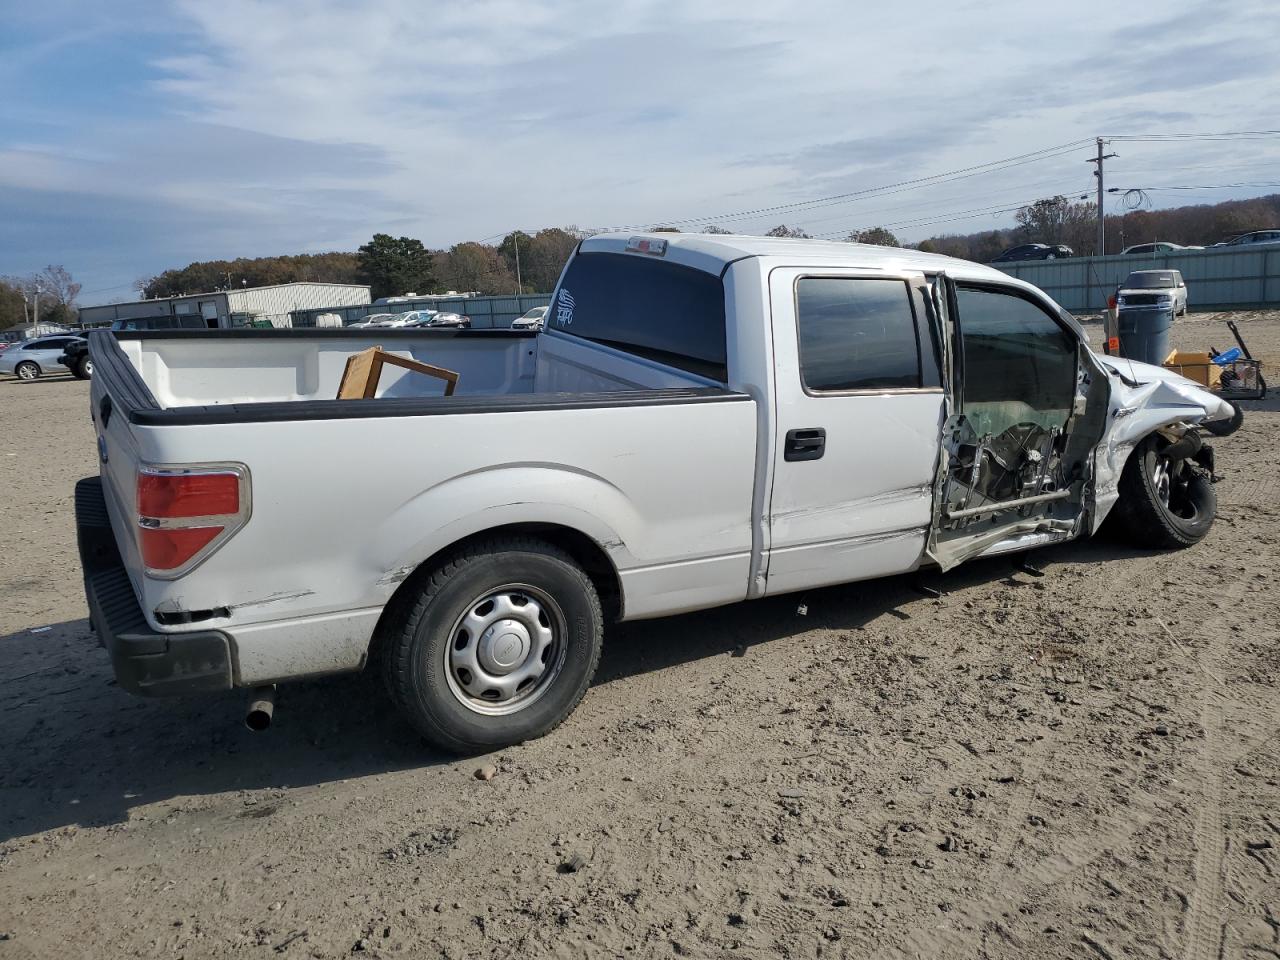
top-left (1, 314), bottom-right (1278, 960)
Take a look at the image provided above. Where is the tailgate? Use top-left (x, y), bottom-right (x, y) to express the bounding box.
top-left (88, 331), bottom-right (155, 593)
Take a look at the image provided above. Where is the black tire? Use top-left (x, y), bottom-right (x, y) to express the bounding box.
top-left (72, 356), bottom-right (93, 380)
top-left (15, 361), bottom-right (39, 381)
top-left (1202, 400), bottom-right (1243, 437)
top-left (1111, 435), bottom-right (1216, 548)
top-left (380, 537), bottom-right (603, 754)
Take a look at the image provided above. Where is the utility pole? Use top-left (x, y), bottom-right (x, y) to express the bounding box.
top-left (1087, 138), bottom-right (1118, 256)
top-left (32, 284), bottom-right (41, 334)
top-left (513, 234), bottom-right (523, 295)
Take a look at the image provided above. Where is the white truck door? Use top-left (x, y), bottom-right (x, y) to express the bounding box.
top-left (764, 267), bottom-right (945, 596)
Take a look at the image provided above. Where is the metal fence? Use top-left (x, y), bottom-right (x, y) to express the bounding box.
top-left (290, 294), bottom-right (551, 329)
top-left (991, 245), bottom-right (1280, 313)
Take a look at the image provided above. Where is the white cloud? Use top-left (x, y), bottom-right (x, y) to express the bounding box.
top-left (2, 0), bottom-right (1279, 295)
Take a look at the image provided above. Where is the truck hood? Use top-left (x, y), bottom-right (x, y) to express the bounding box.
top-left (1096, 354), bottom-right (1235, 423)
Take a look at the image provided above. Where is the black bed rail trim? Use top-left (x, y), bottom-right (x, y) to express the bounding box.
top-left (88, 330), bottom-right (160, 416)
top-left (110, 327), bottom-right (538, 341)
top-left (130, 387), bottom-right (751, 426)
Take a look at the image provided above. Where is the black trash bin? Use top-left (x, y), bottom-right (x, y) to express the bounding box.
top-left (1117, 305), bottom-right (1173, 365)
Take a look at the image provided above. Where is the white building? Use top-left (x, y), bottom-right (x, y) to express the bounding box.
top-left (78, 282), bottom-right (371, 330)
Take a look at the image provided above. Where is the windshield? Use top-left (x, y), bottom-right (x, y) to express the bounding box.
top-left (1123, 272), bottom-right (1176, 289)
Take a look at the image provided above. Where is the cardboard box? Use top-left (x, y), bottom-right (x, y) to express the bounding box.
top-left (1163, 350), bottom-right (1222, 389)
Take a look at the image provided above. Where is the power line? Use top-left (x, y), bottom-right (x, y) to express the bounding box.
top-left (77, 281), bottom-right (137, 296)
top-left (482, 131), bottom-right (1277, 243)
top-left (793, 179), bottom-right (1092, 236)
top-left (1113, 182), bottom-right (1280, 192)
top-left (732, 174), bottom-right (1090, 233)
top-left (1108, 130), bottom-right (1280, 142)
top-left (593, 139), bottom-right (1095, 232)
top-left (814, 191), bottom-right (1094, 240)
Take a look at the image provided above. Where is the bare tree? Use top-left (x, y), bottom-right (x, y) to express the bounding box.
top-left (36, 265), bottom-right (82, 308)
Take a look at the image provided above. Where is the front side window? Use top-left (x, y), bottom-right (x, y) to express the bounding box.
top-left (956, 285), bottom-right (1078, 436)
top-left (551, 252), bottom-right (727, 380)
top-left (795, 277), bottom-right (922, 392)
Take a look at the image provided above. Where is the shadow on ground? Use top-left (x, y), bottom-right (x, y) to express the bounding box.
top-left (0, 534), bottom-right (1152, 843)
top-left (0, 373), bottom-right (82, 387)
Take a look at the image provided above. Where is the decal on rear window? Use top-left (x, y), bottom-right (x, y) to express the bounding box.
top-left (555, 288), bottom-right (576, 326)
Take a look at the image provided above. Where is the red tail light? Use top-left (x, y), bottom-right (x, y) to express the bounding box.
top-left (136, 465), bottom-right (250, 577)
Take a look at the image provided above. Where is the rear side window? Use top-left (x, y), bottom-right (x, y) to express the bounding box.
top-left (550, 253), bottom-right (727, 380)
top-left (795, 278), bottom-right (922, 391)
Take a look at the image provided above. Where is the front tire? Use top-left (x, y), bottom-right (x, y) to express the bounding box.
top-left (15, 361), bottom-right (39, 381)
top-left (380, 537), bottom-right (603, 754)
top-left (73, 357), bottom-right (93, 380)
top-left (1111, 435), bottom-right (1216, 548)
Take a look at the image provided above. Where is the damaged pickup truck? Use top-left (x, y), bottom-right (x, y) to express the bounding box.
top-left (77, 233), bottom-right (1238, 752)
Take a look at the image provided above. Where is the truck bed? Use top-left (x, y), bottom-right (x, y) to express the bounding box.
top-left (97, 327), bottom-right (715, 416)
top-left (88, 327), bottom-right (757, 687)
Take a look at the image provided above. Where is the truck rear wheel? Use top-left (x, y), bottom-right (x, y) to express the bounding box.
top-left (1111, 434), bottom-right (1216, 548)
top-left (380, 537), bottom-right (603, 754)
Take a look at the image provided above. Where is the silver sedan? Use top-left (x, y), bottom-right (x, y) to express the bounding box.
top-left (0, 336), bottom-right (84, 380)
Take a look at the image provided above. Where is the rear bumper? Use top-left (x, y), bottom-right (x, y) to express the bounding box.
top-left (75, 476), bottom-right (233, 697)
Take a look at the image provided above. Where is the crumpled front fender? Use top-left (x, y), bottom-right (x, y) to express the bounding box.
top-left (1091, 357), bottom-right (1233, 532)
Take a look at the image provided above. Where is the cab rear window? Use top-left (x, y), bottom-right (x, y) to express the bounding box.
top-left (549, 253), bottom-right (727, 381)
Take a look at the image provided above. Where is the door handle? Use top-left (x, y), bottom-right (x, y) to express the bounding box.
top-left (784, 427), bottom-right (826, 462)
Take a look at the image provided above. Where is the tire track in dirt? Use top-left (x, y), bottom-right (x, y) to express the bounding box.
top-left (1183, 663), bottom-right (1228, 960)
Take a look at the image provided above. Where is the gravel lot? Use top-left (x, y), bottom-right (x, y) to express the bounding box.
top-left (2, 314), bottom-right (1278, 959)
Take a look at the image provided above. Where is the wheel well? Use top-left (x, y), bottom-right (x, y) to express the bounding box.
top-left (369, 523), bottom-right (624, 664)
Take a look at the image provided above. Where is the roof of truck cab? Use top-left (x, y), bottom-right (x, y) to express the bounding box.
top-left (580, 232), bottom-right (1018, 283)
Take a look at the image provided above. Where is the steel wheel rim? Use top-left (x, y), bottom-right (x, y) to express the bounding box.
top-left (84, 360), bottom-right (93, 375)
top-left (443, 583), bottom-right (566, 716)
top-left (17, 364), bottom-right (35, 380)
top-left (1152, 453), bottom-right (1198, 521)
top-left (1152, 457), bottom-right (1172, 507)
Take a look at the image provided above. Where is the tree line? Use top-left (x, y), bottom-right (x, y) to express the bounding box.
top-left (4, 192), bottom-right (1275, 330)
top-left (918, 192), bottom-right (1280, 261)
top-left (142, 228), bottom-right (584, 303)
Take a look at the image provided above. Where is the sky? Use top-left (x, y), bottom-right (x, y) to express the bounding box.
top-left (2, 0), bottom-right (1279, 304)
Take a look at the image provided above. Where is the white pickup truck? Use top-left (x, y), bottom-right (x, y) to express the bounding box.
top-left (78, 233), bottom-right (1237, 752)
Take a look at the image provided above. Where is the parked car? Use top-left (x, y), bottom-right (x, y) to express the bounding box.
top-left (347, 313), bottom-right (398, 328)
top-left (61, 316), bottom-right (211, 380)
top-left (1, 335), bottom-right (85, 380)
top-left (1213, 229), bottom-right (1280, 248)
top-left (59, 341), bottom-right (95, 379)
top-left (395, 310), bottom-right (443, 328)
top-left (1121, 242), bottom-right (1201, 255)
top-left (422, 311), bottom-right (469, 328)
top-left (512, 306), bottom-right (548, 330)
top-left (1116, 269), bottom-right (1188, 317)
top-left (992, 243), bottom-right (1074, 262)
top-left (79, 233), bottom-right (1236, 753)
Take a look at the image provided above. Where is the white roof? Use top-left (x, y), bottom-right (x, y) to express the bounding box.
top-left (581, 231), bottom-right (1014, 283)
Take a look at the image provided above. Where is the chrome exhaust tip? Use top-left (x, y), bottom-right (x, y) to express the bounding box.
top-left (245, 686), bottom-right (276, 732)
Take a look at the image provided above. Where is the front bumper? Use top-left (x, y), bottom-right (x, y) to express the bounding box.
top-left (75, 476), bottom-right (233, 697)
